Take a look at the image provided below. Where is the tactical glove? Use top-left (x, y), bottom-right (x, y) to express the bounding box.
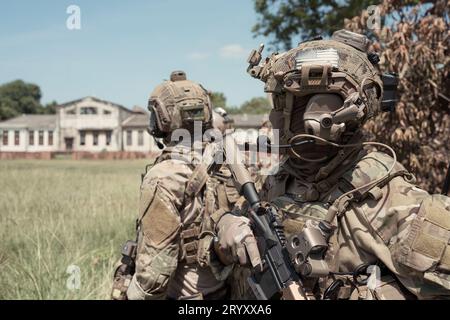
top-left (214, 213), bottom-right (262, 268)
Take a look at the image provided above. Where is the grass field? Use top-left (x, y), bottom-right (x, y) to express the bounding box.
top-left (0, 159), bottom-right (151, 300)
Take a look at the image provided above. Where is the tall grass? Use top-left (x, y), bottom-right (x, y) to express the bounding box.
top-left (0, 159), bottom-right (150, 300)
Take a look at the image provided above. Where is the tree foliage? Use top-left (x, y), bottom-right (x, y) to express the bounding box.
top-left (0, 80), bottom-right (56, 121)
top-left (252, 0), bottom-right (377, 50)
top-left (345, 0), bottom-right (449, 193)
top-left (209, 91), bottom-right (227, 110)
top-left (240, 97), bottom-right (272, 114)
top-left (252, 0), bottom-right (448, 193)
top-left (210, 91), bottom-right (271, 115)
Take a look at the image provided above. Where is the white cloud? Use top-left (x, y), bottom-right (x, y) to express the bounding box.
top-left (187, 52), bottom-right (210, 60)
top-left (219, 44), bottom-right (248, 59)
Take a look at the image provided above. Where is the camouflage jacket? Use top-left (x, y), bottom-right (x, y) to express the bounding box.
top-left (233, 150), bottom-right (450, 300)
top-left (127, 143), bottom-right (239, 300)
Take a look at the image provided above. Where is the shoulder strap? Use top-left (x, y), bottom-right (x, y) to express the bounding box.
top-left (185, 163), bottom-right (209, 198)
top-left (184, 142), bottom-right (220, 198)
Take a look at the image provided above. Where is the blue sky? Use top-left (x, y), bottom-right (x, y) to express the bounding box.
top-left (0, 1), bottom-right (268, 109)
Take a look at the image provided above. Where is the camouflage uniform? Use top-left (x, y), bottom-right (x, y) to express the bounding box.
top-left (127, 144), bottom-right (238, 300)
top-left (112, 71), bottom-right (238, 300)
top-left (221, 30), bottom-right (450, 300)
top-left (256, 150), bottom-right (450, 299)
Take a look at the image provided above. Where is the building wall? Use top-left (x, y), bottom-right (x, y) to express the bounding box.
top-left (26, 129), bottom-right (59, 152)
top-left (0, 129), bottom-right (58, 152)
top-left (122, 128), bottom-right (154, 152)
top-left (0, 129), bottom-right (27, 152)
top-left (74, 130), bottom-right (120, 153)
top-left (0, 97), bottom-right (160, 155)
top-left (58, 97), bottom-right (131, 152)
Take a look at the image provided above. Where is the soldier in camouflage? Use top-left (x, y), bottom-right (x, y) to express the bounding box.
top-left (112, 71), bottom-right (241, 300)
top-left (215, 30), bottom-right (450, 300)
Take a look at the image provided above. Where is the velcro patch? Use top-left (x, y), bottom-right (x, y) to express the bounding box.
top-left (141, 190), bottom-right (181, 246)
top-left (412, 232), bottom-right (446, 260)
top-left (425, 201), bottom-right (450, 230)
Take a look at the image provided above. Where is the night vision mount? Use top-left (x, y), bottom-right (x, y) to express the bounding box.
top-left (247, 44), bottom-right (265, 79)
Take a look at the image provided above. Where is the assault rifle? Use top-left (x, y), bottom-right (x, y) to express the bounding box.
top-left (222, 135), bottom-right (307, 300)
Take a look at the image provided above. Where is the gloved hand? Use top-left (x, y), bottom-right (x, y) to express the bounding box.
top-left (214, 213), bottom-right (262, 269)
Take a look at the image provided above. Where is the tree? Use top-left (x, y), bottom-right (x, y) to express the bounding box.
top-left (209, 92), bottom-right (227, 110)
top-left (252, 0), bottom-right (448, 193)
top-left (240, 97), bottom-right (272, 114)
top-left (39, 101), bottom-right (58, 114)
top-left (210, 92), bottom-right (271, 115)
top-left (345, 0), bottom-right (449, 193)
top-left (209, 91), bottom-right (241, 114)
top-left (252, 0), bottom-right (377, 50)
top-left (0, 80), bottom-right (56, 120)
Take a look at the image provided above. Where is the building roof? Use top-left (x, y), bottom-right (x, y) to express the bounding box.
top-left (0, 114), bottom-right (57, 129)
top-left (57, 96), bottom-right (134, 114)
top-left (122, 114), bottom-right (149, 128)
top-left (132, 106), bottom-right (147, 114)
top-left (229, 113), bottom-right (269, 128)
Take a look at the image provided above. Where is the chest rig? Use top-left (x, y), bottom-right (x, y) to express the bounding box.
top-left (262, 150), bottom-right (415, 299)
top-left (179, 166), bottom-right (232, 266)
top-left (152, 144), bottom-right (238, 268)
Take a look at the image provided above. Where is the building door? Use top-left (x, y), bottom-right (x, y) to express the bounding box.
top-left (65, 137), bottom-right (74, 151)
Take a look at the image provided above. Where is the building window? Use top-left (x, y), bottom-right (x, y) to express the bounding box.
top-left (80, 107), bottom-right (97, 115)
top-left (80, 131), bottom-right (86, 146)
top-left (93, 132), bottom-right (99, 146)
top-left (15, 131), bottom-right (20, 146)
top-left (138, 130), bottom-right (144, 146)
top-left (126, 130), bottom-right (132, 146)
top-left (2, 130), bottom-right (8, 146)
top-left (106, 131), bottom-right (112, 146)
top-left (103, 110), bottom-right (111, 115)
top-left (38, 131), bottom-right (44, 145)
top-left (29, 131), bottom-right (34, 146)
top-left (48, 131), bottom-right (53, 146)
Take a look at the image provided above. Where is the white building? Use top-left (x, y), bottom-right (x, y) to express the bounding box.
top-left (0, 97), bottom-right (269, 158)
top-left (0, 96), bottom-right (158, 156)
top-left (229, 113), bottom-right (269, 145)
top-left (0, 115), bottom-right (58, 153)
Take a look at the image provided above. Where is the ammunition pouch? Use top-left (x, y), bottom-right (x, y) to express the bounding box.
top-left (179, 161), bottom-right (233, 268)
top-left (179, 224), bottom-right (201, 265)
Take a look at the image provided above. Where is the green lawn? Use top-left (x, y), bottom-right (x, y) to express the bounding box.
top-left (0, 159), bottom-right (151, 300)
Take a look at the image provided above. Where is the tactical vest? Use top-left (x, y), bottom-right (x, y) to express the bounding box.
top-left (260, 150), bottom-right (416, 299)
top-left (150, 145), bottom-right (239, 271)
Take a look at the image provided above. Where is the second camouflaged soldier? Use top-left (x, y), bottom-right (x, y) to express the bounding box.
top-left (215, 30), bottom-right (450, 300)
top-left (114, 71), bottom-right (240, 300)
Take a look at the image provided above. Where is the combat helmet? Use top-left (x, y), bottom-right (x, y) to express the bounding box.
top-left (247, 30), bottom-right (393, 149)
top-left (148, 71), bottom-right (213, 139)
